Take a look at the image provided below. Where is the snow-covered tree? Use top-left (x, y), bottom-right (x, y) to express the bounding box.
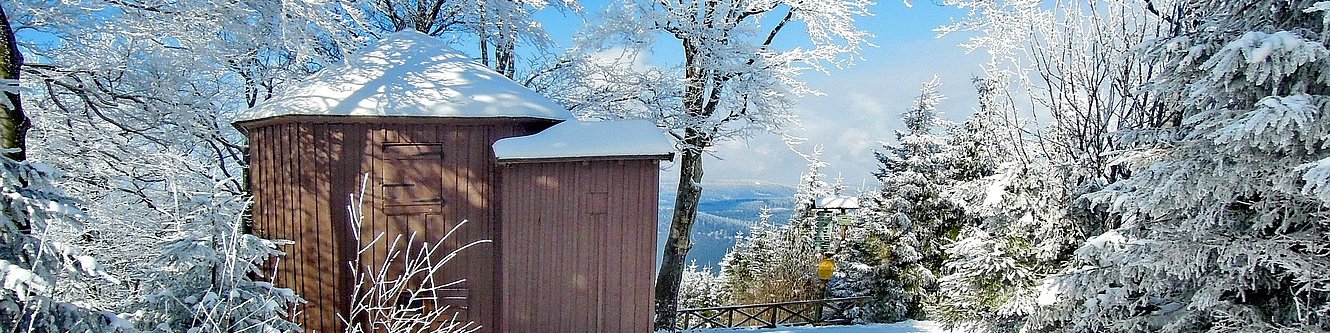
top-left (932, 226), bottom-right (1035, 332)
top-left (937, 0), bottom-right (1175, 256)
top-left (719, 211), bottom-right (821, 306)
top-left (677, 260), bottom-right (727, 310)
top-left (923, 75), bottom-right (1071, 331)
top-left (825, 77), bottom-right (964, 323)
top-left (522, 49), bottom-right (681, 120)
top-left (791, 147), bottom-right (836, 221)
top-left (133, 199), bottom-right (300, 333)
top-left (1028, 0), bottom-right (1330, 331)
top-left (7, 1), bottom-right (335, 329)
top-left (871, 76), bottom-right (964, 282)
top-left (830, 194), bottom-right (932, 323)
top-left (924, 0), bottom-right (1182, 329)
top-left (0, 155), bottom-right (126, 332)
top-left (574, 0), bottom-right (872, 327)
top-left (332, 0), bottom-right (575, 78)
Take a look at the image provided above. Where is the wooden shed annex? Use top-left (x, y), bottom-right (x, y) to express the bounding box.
top-left (234, 31), bottom-right (674, 333)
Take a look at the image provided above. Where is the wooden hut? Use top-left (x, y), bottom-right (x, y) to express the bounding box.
top-left (234, 31), bottom-right (674, 332)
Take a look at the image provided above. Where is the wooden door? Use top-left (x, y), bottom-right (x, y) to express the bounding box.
top-left (377, 135), bottom-right (472, 325)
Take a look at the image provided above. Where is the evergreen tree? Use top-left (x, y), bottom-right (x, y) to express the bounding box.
top-left (834, 76), bottom-right (969, 322)
top-left (932, 75), bottom-right (1094, 332)
top-left (873, 76), bottom-right (967, 276)
top-left (1031, 0), bottom-right (1330, 331)
top-left (136, 199), bottom-right (300, 332)
top-left (0, 155), bottom-right (125, 331)
top-left (792, 147), bottom-right (834, 221)
top-left (833, 193), bottom-right (932, 322)
top-left (719, 209), bottom-right (821, 305)
top-left (677, 261), bottom-right (726, 309)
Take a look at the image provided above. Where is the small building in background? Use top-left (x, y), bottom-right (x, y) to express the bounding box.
top-left (234, 30), bottom-right (672, 332)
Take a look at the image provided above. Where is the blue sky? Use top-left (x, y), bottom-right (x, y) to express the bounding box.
top-left (531, 0), bottom-right (985, 190)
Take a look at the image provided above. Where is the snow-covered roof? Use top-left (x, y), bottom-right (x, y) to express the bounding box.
top-left (235, 30), bottom-right (572, 123)
top-left (493, 120), bottom-right (675, 162)
top-left (815, 195), bottom-right (860, 210)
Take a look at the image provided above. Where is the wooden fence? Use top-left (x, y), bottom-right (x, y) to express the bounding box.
top-left (674, 296), bottom-right (873, 331)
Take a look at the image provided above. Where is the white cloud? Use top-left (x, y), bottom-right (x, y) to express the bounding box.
top-left (662, 36), bottom-right (985, 188)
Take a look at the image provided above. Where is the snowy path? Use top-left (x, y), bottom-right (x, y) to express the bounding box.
top-left (691, 320), bottom-right (950, 332)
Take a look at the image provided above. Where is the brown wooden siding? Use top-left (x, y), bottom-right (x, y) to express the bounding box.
top-left (498, 160), bottom-right (660, 332)
top-left (246, 118), bottom-right (551, 332)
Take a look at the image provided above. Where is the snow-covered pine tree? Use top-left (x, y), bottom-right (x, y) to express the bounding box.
top-left (1029, 0), bottom-right (1330, 331)
top-left (677, 260), bottom-right (727, 310)
top-left (719, 153), bottom-right (843, 307)
top-left (0, 154), bottom-right (127, 332)
top-left (838, 76), bottom-right (965, 322)
top-left (135, 197), bottom-right (300, 333)
top-left (792, 147), bottom-right (834, 222)
top-left (874, 76), bottom-right (967, 277)
top-left (836, 187), bottom-right (931, 323)
top-left (930, 77), bottom-right (1021, 331)
top-left (929, 76), bottom-right (1052, 332)
top-left (933, 157), bottom-right (1079, 333)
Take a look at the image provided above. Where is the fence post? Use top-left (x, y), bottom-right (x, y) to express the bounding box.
top-left (808, 299), bottom-right (819, 325)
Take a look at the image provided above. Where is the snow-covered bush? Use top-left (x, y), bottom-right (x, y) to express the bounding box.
top-left (931, 227), bottom-right (1036, 332)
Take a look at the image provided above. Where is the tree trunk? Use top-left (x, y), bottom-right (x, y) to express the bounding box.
top-left (653, 140), bottom-right (704, 331)
top-left (654, 40), bottom-right (712, 331)
top-left (495, 28), bottom-right (515, 79)
top-left (0, 5), bottom-right (27, 162)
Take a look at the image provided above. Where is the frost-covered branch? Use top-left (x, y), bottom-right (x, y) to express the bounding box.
top-left (340, 174), bottom-right (484, 333)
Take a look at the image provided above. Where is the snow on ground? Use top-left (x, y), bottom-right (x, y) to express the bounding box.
top-left (692, 320), bottom-right (951, 333)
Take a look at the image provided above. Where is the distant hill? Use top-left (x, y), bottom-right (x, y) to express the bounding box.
top-left (656, 180), bottom-right (797, 272)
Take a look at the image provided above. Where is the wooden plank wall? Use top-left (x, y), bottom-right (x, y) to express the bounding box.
top-left (498, 160), bottom-right (661, 332)
top-left (248, 119), bottom-right (545, 332)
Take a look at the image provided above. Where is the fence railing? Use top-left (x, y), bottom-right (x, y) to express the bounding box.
top-left (674, 296), bottom-right (872, 331)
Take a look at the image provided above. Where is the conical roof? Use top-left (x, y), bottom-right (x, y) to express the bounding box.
top-left (235, 30), bottom-right (572, 123)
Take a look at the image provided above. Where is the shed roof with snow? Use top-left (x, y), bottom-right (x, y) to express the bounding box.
top-left (235, 30), bottom-right (573, 123)
top-left (494, 119), bottom-right (675, 163)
